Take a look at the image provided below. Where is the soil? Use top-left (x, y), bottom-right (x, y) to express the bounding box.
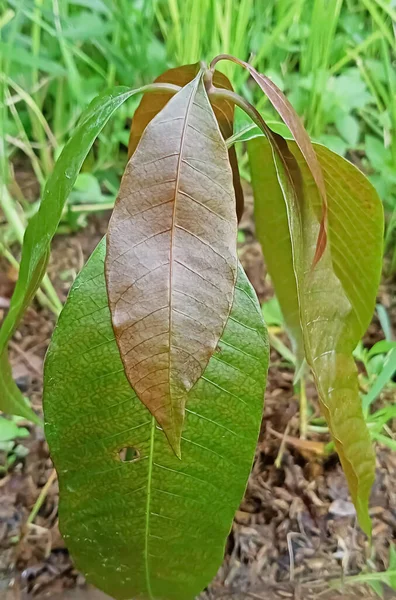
top-left (1, 191), bottom-right (396, 600)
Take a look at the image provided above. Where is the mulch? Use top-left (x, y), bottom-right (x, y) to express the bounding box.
top-left (1, 197), bottom-right (396, 600)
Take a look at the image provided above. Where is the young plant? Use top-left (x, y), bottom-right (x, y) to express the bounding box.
top-left (0, 58), bottom-right (383, 600)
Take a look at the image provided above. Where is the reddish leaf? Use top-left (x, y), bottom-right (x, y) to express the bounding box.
top-left (106, 73), bottom-right (238, 456)
top-left (212, 54), bottom-right (328, 259)
top-left (128, 63), bottom-right (244, 221)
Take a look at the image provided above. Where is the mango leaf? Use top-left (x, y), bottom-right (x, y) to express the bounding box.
top-left (247, 145), bottom-right (302, 362)
top-left (43, 237), bottom-right (268, 600)
top-left (106, 73), bottom-right (238, 456)
top-left (0, 85), bottom-right (162, 421)
top-left (214, 54), bottom-right (328, 260)
top-left (128, 63), bottom-right (244, 221)
top-left (248, 137), bottom-right (383, 535)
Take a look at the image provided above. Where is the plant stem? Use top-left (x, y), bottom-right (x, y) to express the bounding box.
top-left (275, 422), bottom-right (291, 468)
top-left (26, 469), bottom-right (57, 525)
top-left (299, 375), bottom-right (307, 439)
top-left (268, 332), bottom-right (296, 366)
top-left (207, 85), bottom-right (275, 142)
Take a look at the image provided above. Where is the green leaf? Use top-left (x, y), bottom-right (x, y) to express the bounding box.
top-left (261, 297), bottom-right (284, 327)
top-left (331, 69), bottom-right (372, 112)
top-left (43, 238), bottom-right (268, 600)
top-left (363, 348), bottom-right (396, 412)
top-left (0, 353), bottom-right (41, 425)
top-left (365, 135), bottom-right (392, 172)
top-left (0, 41), bottom-right (67, 76)
top-left (376, 304), bottom-right (393, 341)
top-left (62, 13), bottom-right (113, 40)
top-left (318, 134), bottom-right (348, 157)
top-left (388, 544), bottom-right (396, 590)
top-left (0, 415), bottom-right (29, 442)
top-left (247, 140), bottom-right (303, 362)
top-left (367, 340), bottom-right (396, 359)
top-left (335, 113), bottom-right (360, 147)
top-left (249, 137), bottom-right (383, 535)
top-left (227, 121), bottom-right (292, 146)
top-left (0, 85), bottom-right (160, 421)
top-left (368, 580), bottom-right (384, 598)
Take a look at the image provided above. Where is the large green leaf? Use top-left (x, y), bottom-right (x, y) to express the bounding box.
top-left (248, 137), bottom-right (383, 535)
top-left (0, 85), bottom-right (164, 421)
top-left (43, 238), bottom-right (268, 600)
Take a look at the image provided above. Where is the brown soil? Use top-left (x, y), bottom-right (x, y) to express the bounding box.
top-left (1, 195), bottom-right (396, 600)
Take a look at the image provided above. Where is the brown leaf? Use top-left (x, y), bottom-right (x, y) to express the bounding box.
top-left (128, 63), bottom-right (244, 221)
top-left (267, 426), bottom-right (326, 456)
top-left (106, 73), bottom-right (238, 455)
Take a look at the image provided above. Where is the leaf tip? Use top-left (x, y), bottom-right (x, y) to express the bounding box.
top-left (358, 508), bottom-right (372, 540)
top-left (166, 431), bottom-right (182, 459)
top-left (160, 410), bottom-right (184, 459)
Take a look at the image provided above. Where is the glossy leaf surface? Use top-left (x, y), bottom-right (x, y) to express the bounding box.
top-left (44, 237), bottom-right (268, 600)
top-left (128, 63), bottom-right (244, 221)
top-left (249, 137), bottom-right (383, 535)
top-left (106, 74), bottom-right (238, 455)
top-left (0, 85), bottom-right (153, 420)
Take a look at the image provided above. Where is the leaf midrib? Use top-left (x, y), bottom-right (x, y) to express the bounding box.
top-left (167, 74), bottom-right (200, 434)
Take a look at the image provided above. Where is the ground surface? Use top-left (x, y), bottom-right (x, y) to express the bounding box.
top-left (1, 192), bottom-right (396, 600)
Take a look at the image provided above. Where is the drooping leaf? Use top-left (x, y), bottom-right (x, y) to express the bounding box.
top-left (0, 85), bottom-right (162, 421)
top-left (106, 73), bottom-right (238, 456)
top-left (43, 237), bottom-right (268, 600)
top-left (214, 54), bottom-right (328, 259)
top-left (128, 63), bottom-right (244, 221)
top-left (249, 137), bottom-right (383, 535)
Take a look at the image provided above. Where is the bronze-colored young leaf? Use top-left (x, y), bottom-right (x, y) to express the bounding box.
top-left (106, 73), bottom-right (238, 456)
top-left (128, 63), bottom-right (244, 220)
top-left (249, 137), bottom-right (383, 535)
top-left (213, 54), bottom-right (327, 257)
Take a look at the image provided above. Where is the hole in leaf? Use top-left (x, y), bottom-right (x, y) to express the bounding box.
top-left (119, 447), bottom-right (140, 463)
